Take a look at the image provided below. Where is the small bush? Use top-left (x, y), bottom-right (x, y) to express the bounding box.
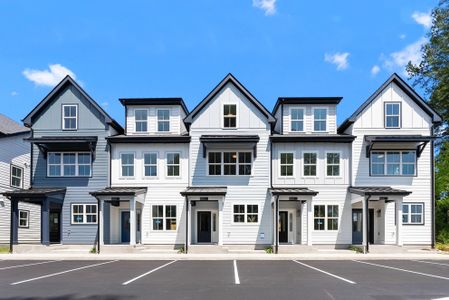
top-left (348, 245), bottom-right (363, 253)
top-left (437, 227), bottom-right (449, 244)
top-left (265, 246), bottom-right (273, 254)
top-left (436, 243), bottom-right (449, 251)
top-left (177, 246), bottom-right (185, 254)
top-left (89, 247), bottom-right (97, 254)
top-left (0, 245), bottom-right (10, 254)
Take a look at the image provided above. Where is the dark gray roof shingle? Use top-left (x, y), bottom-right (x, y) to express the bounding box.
top-left (0, 114), bottom-right (29, 135)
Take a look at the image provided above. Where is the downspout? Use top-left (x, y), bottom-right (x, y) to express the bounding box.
top-left (29, 128), bottom-right (34, 187)
top-left (275, 195), bottom-right (279, 254)
top-left (97, 198), bottom-right (100, 254)
top-left (8, 196), bottom-right (13, 253)
top-left (431, 124), bottom-right (435, 249)
top-left (185, 196), bottom-right (189, 254)
top-left (365, 195), bottom-right (371, 254)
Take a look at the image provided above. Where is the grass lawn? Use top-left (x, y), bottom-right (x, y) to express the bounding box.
top-left (0, 245), bottom-right (10, 254)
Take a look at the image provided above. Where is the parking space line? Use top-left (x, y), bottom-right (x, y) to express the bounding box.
top-left (233, 260), bottom-right (240, 285)
top-left (11, 260), bottom-right (118, 285)
top-left (293, 260), bottom-right (356, 284)
top-left (353, 260), bottom-right (449, 281)
top-left (0, 260), bottom-right (59, 270)
top-left (122, 260), bottom-right (177, 285)
top-left (413, 260), bottom-right (449, 267)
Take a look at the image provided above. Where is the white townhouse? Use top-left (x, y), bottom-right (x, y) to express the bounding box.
top-left (0, 114), bottom-right (40, 245)
top-left (91, 73), bottom-right (440, 253)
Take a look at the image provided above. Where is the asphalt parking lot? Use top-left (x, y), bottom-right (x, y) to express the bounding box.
top-left (0, 259), bottom-right (449, 299)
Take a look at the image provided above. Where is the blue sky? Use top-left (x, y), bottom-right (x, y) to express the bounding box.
top-left (0, 0), bottom-right (438, 126)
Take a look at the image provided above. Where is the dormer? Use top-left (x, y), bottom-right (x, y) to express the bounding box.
top-left (272, 97), bottom-right (342, 135)
top-left (120, 98), bottom-right (189, 136)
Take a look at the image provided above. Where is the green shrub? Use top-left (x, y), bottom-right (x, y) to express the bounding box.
top-left (0, 245), bottom-right (9, 254)
top-left (436, 243), bottom-right (449, 251)
top-left (348, 245), bottom-right (363, 253)
top-left (89, 247), bottom-right (97, 254)
top-left (437, 227), bottom-right (449, 244)
top-left (177, 246), bottom-right (185, 254)
top-left (265, 246), bottom-right (273, 254)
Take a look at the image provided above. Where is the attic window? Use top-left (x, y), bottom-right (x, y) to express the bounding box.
top-left (385, 102), bottom-right (401, 128)
top-left (62, 105), bottom-right (78, 130)
top-left (223, 104), bottom-right (237, 128)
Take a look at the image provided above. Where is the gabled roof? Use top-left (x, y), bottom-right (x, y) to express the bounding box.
top-left (0, 114), bottom-right (29, 137)
top-left (22, 75), bottom-right (123, 133)
top-left (272, 97), bottom-right (342, 114)
top-left (338, 73), bottom-right (443, 133)
top-left (119, 98), bottom-right (189, 115)
top-left (184, 73), bottom-right (276, 124)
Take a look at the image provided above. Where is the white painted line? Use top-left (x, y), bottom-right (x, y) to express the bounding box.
top-left (293, 260), bottom-right (356, 285)
top-left (11, 260), bottom-right (118, 285)
top-left (0, 260), bottom-right (59, 270)
top-left (414, 260), bottom-right (449, 267)
top-left (353, 260), bottom-right (449, 281)
top-left (233, 260), bottom-right (240, 285)
top-left (122, 260), bottom-right (177, 285)
top-left (432, 297), bottom-right (449, 300)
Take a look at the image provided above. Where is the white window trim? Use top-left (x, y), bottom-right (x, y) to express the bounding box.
top-left (384, 102), bottom-right (401, 129)
top-left (47, 152), bottom-right (92, 177)
top-left (71, 203), bottom-right (98, 225)
top-left (302, 151), bottom-right (319, 178)
top-left (207, 152), bottom-right (222, 176)
top-left (134, 108), bottom-right (149, 133)
top-left (120, 152), bottom-right (135, 179)
top-left (207, 151), bottom-right (253, 176)
top-left (151, 204), bottom-right (177, 231)
top-left (18, 209), bottom-right (29, 228)
top-left (222, 103), bottom-right (239, 129)
top-left (62, 104), bottom-right (78, 131)
top-left (279, 152), bottom-right (295, 178)
top-left (325, 151), bottom-right (342, 178)
top-left (289, 107), bottom-right (305, 132)
top-left (10, 164), bottom-right (23, 188)
top-left (402, 203), bottom-right (424, 225)
top-left (143, 152), bottom-right (158, 179)
top-left (166, 152), bottom-right (181, 178)
top-left (370, 150), bottom-right (416, 176)
top-left (232, 204), bottom-right (259, 225)
top-left (157, 108), bottom-right (171, 133)
top-left (312, 107), bottom-right (328, 132)
top-left (313, 204), bottom-right (339, 231)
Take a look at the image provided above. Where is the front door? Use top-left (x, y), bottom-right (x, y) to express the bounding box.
top-left (197, 212), bottom-right (211, 243)
top-left (49, 212), bottom-right (60, 243)
top-left (352, 209), bottom-right (363, 244)
top-left (121, 211), bottom-right (130, 243)
top-left (279, 211), bottom-right (288, 243)
top-left (369, 209), bottom-right (375, 244)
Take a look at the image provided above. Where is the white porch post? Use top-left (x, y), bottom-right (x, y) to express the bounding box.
top-left (129, 199), bottom-right (136, 246)
top-left (218, 198), bottom-right (224, 246)
top-left (362, 197), bottom-right (368, 253)
top-left (99, 200), bottom-right (105, 246)
top-left (307, 199), bottom-right (313, 246)
top-left (396, 199), bottom-right (403, 246)
top-left (187, 200), bottom-right (192, 246)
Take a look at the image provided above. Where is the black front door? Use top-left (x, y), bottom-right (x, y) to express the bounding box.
top-left (369, 209), bottom-right (375, 244)
top-left (49, 212), bottom-right (60, 243)
top-left (279, 211), bottom-right (288, 243)
top-left (197, 212), bottom-right (211, 243)
top-left (352, 209), bottom-right (363, 244)
top-left (121, 211), bottom-right (130, 243)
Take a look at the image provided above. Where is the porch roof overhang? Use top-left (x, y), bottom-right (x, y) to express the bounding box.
top-left (349, 186), bottom-right (412, 197)
top-left (199, 135), bottom-right (259, 158)
top-left (180, 186), bottom-right (227, 197)
top-left (269, 187), bottom-right (318, 196)
top-left (270, 134), bottom-right (355, 143)
top-left (26, 136), bottom-right (98, 158)
top-left (106, 135), bottom-right (191, 144)
top-left (90, 187), bottom-right (147, 198)
top-left (364, 135), bottom-right (433, 158)
top-left (2, 187), bottom-right (66, 203)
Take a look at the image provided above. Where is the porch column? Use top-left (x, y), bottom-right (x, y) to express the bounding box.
top-left (218, 198), bottom-right (224, 246)
top-left (362, 196), bottom-right (368, 253)
top-left (129, 199), bottom-right (136, 246)
top-left (184, 197), bottom-right (190, 253)
top-left (396, 199), bottom-right (403, 246)
top-left (41, 199), bottom-right (50, 246)
top-left (10, 199), bottom-right (19, 253)
top-left (98, 199), bottom-right (104, 253)
top-left (307, 199), bottom-right (313, 246)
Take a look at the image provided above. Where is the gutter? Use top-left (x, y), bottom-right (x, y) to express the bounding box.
top-left (431, 124), bottom-right (435, 249)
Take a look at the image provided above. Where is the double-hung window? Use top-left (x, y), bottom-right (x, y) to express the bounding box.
top-left (385, 102), bottom-right (401, 128)
top-left (313, 108), bottom-right (327, 132)
top-left (326, 153), bottom-right (340, 177)
top-left (167, 153), bottom-right (180, 177)
top-left (314, 205), bottom-right (338, 230)
top-left (208, 152), bottom-right (222, 175)
top-left (71, 204), bottom-right (97, 224)
top-left (157, 109), bottom-right (170, 132)
top-left (209, 152), bottom-right (252, 175)
top-left (62, 104), bottom-right (77, 130)
top-left (18, 210), bottom-right (29, 228)
top-left (223, 104), bottom-right (237, 128)
top-left (233, 204), bottom-right (258, 223)
top-left (402, 203), bottom-right (424, 224)
top-left (121, 153), bottom-right (135, 177)
top-left (371, 151), bottom-right (416, 176)
top-left (135, 109), bottom-right (148, 132)
top-left (224, 152), bottom-right (237, 175)
top-left (303, 152), bottom-right (317, 176)
top-left (144, 153), bottom-right (157, 177)
top-left (78, 153), bottom-right (92, 176)
top-left (152, 205), bottom-right (177, 230)
top-left (280, 153), bottom-right (294, 177)
top-left (48, 152), bottom-right (91, 177)
top-left (10, 165), bottom-right (23, 188)
top-left (238, 152), bottom-right (252, 175)
top-left (291, 108), bottom-right (304, 132)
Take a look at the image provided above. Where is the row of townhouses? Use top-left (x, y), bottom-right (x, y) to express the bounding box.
top-left (0, 73), bottom-right (441, 253)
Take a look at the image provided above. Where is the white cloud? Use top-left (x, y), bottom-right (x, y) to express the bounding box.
top-left (10, 91), bottom-right (18, 96)
top-left (371, 65), bottom-right (381, 76)
top-left (101, 102), bottom-right (109, 107)
top-left (324, 52), bottom-right (350, 71)
top-left (383, 37), bottom-right (427, 74)
top-left (412, 11), bottom-right (432, 29)
top-left (252, 0), bottom-right (276, 16)
top-left (23, 64), bottom-right (76, 86)
top-left (399, 34), bottom-right (406, 40)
